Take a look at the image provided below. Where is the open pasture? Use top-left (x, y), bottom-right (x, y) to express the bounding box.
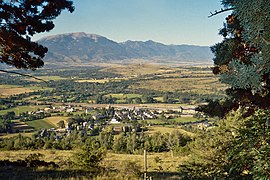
top-left (129, 76), bottom-right (226, 94)
top-left (105, 93), bottom-right (142, 99)
top-left (24, 76), bottom-right (67, 82)
top-left (143, 116), bottom-right (198, 125)
top-left (102, 63), bottom-right (179, 77)
top-left (25, 118), bottom-right (56, 130)
top-left (0, 85), bottom-right (36, 97)
top-left (0, 105), bottom-right (46, 116)
top-left (76, 77), bottom-right (128, 83)
top-left (43, 116), bottom-right (69, 127)
top-left (23, 116), bottom-right (69, 131)
top-left (11, 120), bottom-right (34, 133)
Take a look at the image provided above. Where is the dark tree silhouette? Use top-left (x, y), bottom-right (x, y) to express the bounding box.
top-left (0, 0), bottom-right (74, 69)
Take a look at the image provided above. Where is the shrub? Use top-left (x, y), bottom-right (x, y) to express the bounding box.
top-left (73, 142), bottom-right (106, 170)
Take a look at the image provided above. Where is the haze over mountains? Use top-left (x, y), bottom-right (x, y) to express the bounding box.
top-left (38, 32), bottom-right (213, 65)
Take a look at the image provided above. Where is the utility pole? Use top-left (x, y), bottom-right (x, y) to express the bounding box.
top-left (144, 149), bottom-right (147, 180)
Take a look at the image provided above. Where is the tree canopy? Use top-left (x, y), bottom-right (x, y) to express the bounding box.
top-left (0, 0), bottom-right (74, 69)
top-left (211, 0), bottom-right (270, 109)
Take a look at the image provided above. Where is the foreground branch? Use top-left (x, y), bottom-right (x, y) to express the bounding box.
top-left (0, 69), bottom-right (47, 82)
top-left (208, 7), bottom-right (235, 18)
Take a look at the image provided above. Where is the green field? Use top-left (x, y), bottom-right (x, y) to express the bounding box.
top-left (0, 106), bottom-right (46, 115)
top-left (106, 93), bottom-right (142, 99)
top-left (140, 117), bottom-right (198, 125)
top-left (25, 119), bottom-right (56, 130)
top-left (25, 76), bottom-right (67, 81)
top-left (172, 116), bottom-right (198, 123)
top-left (142, 119), bottom-right (165, 124)
top-left (24, 116), bottom-right (68, 131)
top-left (103, 63), bottom-right (178, 77)
top-left (76, 77), bottom-right (128, 83)
top-left (43, 116), bottom-right (69, 127)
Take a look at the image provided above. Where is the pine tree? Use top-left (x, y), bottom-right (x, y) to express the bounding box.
top-left (211, 0), bottom-right (270, 109)
top-left (0, 0), bottom-right (74, 69)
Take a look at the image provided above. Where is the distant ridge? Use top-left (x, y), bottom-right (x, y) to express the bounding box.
top-left (37, 32), bottom-right (213, 65)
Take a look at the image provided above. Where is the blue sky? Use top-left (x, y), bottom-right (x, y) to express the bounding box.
top-left (34, 0), bottom-right (231, 46)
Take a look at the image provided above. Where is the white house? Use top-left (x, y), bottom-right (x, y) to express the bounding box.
top-left (110, 118), bottom-right (121, 124)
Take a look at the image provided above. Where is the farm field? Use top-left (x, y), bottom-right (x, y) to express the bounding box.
top-left (1, 63), bottom-right (226, 107)
top-left (145, 126), bottom-right (194, 136)
top-left (0, 84), bottom-right (51, 99)
top-left (0, 64), bottom-right (223, 179)
top-left (141, 116), bottom-right (197, 125)
top-left (0, 105), bottom-right (46, 115)
top-left (130, 77), bottom-right (225, 94)
top-left (11, 120), bottom-right (34, 133)
top-left (22, 116), bottom-right (69, 131)
top-left (0, 64), bottom-right (214, 139)
top-left (43, 116), bottom-right (69, 127)
top-left (172, 116), bottom-right (198, 123)
top-left (25, 118), bottom-right (57, 130)
top-left (0, 85), bottom-right (37, 97)
top-left (102, 63), bottom-right (178, 77)
top-left (76, 77), bottom-right (128, 83)
top-left (25, 75), bottom-right (67, 82)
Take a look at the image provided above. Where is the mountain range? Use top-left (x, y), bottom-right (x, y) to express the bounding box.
top-left (37, 32), bottom-right (213, 65)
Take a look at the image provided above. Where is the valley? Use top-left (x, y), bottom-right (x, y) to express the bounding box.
top-left (0, 63), bottom-right (224, 179)
top-left (37, 32), bottom-right (213, 66)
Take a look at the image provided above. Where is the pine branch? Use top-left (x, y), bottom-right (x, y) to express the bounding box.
top-left (0, 69), bottom-right (47, 82)
top-left (257, 29), bottom-right (270, 45)
top-left (262, 37), bottom-right (270, 45)
top-left (208, 7), bottom-right (235, 18)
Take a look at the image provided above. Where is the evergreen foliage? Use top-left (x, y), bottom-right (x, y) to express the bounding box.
top-left (178, 109), bottom-right (270, 179)
top-left (181, 2), bottom-right (270, 179)
top-left (0, 0), bottom-right (74, 69)
top-left (73, 142), bottom-right (105, 170)
top-left (211, 0), bottom-right (270, 109)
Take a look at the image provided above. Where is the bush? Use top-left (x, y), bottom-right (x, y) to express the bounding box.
top-left (73, 142), bottom-right (106, 170)
top-left (121, 161), bottom-right (142, 178)
top-left (178, 109), bottom-right (270, 179)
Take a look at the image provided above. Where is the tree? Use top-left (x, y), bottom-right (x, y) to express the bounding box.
top-left (0, 0), bottom-right (74, 69)
top-left (98, 128), bottom-right (114, 150)
top-left (196, 99), bottom-right (237, 118)
top-left (142, 94), bottom-right (155, 103)
top-left (112, 133), bottom-right (127, 153)
top-left (0, 118), bottom-right (10, 133)
top-left (211, 0), bottom-right (270, 110)
top-left (57, 120), bottom-right (65, 128)
top-left (163, 94), bottom-right (169, 103)
top-left (133, 97), bottom-right (142, 104)
top-left (126, 132), bottom-right (139, 153)
top-left (178, 109), bottom-right (270, 179)
top-left (73, 142), bottom-right (105, 170)
top-left (3, 111), bottom-right (15, 120)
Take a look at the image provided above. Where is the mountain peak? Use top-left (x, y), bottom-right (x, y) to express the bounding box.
top-left (37, 32), bottom-right (213, 65)
top-left (38, 32), bottom-right (103, 42)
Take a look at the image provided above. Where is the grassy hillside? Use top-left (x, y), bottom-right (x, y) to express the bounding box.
top-left (0, 149), bottom-right (188, 179)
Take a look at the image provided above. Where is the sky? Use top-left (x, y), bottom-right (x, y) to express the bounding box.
top-left (33, 0), bottom-right (231, 46)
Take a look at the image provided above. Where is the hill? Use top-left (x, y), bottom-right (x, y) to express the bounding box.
top-left (37, 32), bottom-right (213, 66)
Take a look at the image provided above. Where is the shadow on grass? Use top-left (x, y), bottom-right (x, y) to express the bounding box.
top-left (147, 171), bottom-right (182, 179)
top-left (0, 167), bottom-right (98, 180)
